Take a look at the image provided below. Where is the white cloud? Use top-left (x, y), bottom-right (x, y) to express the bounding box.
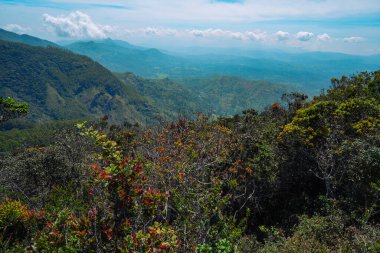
top-left (121, 26), bottom-right (347, 47)
top-left (275, 31), bottom-right (290, 41)
top-left (317, 33), bottom-right (331, 41)
top-left (126, 27), bottom-right (267, 41)
top-left (3, 24), bottom-right (29, 34)
top-left (137, 27), bottom-right (178, 36)
top-left (42, 11), bottom-right (113, 39)
top-left (188, 28), bottom-right (241, 39)
top-left (343, 36), bottom-right (366, 43)
top-left (187, 28), bottom-right (266, 41)
top-left (296, 31), bottom-right (314, 41)
top-left (245, 31), bottom-right (267, 41)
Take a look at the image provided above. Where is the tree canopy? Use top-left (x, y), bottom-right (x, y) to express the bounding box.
top-left (0, 96), bottom-right (28, 123)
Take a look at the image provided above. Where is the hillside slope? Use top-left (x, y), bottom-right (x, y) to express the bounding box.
top-left (183, 76), bottom-right (296, 115)
top-left (117, 73), bottom-right (296, 117)
top-left (116, 73), bottom-right (205, 119)
top-left (0, 40), bottom-right (155, 125)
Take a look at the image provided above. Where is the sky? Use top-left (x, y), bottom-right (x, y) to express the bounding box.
top-left (1, 0), bottom-right (380, 55)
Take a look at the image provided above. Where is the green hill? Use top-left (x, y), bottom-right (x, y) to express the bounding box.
top-left (117, 73), bottom-right (296, 117)
top-left (182, 76), bottom-right (296, 115)
top-left (0, 40), bottom-right (156, 125)
top-left (116, 73), bottom-right (204, 119)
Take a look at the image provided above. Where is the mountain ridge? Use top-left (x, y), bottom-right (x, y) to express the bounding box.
top-left (0, 28), bottom-right (58, 47)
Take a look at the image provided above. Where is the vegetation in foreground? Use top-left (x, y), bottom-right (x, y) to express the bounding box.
top-left (0, 71), bottom-right (380, 252)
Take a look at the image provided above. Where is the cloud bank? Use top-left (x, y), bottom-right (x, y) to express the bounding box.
top-left (43, 11), bottom-right (113, 39)
top-left (39, 11), bottom-right (369, 54)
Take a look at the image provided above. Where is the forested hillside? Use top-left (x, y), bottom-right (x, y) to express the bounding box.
top-left (116, 73), bottom-right (205, 119)
top-left (1, 71), bottom-right (379, 252)
top-left (0, 40), bottom-right (157, 124)
top-left (182, 76), bottom-right (296, 115)
top-left (116, 73), bottom-right (297, 117)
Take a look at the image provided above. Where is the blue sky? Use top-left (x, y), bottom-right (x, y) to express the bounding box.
top-left (1, 0), bottom-right (380, 54)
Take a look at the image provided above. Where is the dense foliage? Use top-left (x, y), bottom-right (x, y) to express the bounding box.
top-left (0, 97), bottom-right (28, 124)
top-left (1, 71), bottom-right (379, 252)
top-left (0, 120), bottom-right (81, 152)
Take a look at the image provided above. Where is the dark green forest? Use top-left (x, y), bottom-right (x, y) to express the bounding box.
top-left (1, 71), bottom-right (380, 252)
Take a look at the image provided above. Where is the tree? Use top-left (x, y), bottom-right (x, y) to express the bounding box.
top-left (279, 72), bottom-right (380, 208)
top-left (0, 97), bottom-right (29, 123)
top-left (281, 92), bottom-right (308, 123)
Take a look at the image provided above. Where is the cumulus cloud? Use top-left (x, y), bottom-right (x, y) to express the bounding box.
top-left (275, 31), bottom-right (290, 41)
top-left (3, 24), bottom-right (29, 34)
top-left (125, 27), bottom-right (267, 41)
top-left (189, 28), bottom-right (238, 39)
top-left (246, 31), bottom-right (267, 41)
top-left (343, 36), bottom-right (366, 43)
top-left (296, 31), bottom-right (314, 41)
top-left (43, 11), bottom-right (113, 39)
top-left (187, 28), bottom-right (266, 41)
top-left (137, 27), bottom-right (178, 36)
top-left (317, 33), bottom-right (331, 41)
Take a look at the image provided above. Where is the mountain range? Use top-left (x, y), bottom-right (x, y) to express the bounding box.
top-left (2, 28), bottom-right (380, 126)
top-left (65, 38), bottom-right (380, 94)
top-left (0, 30), bottom-right (297, 125)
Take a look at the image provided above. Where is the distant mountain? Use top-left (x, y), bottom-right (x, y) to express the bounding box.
top-left (66, 39), bottom-right (313, 88)
top-left (0, 28), bottom-right (58, 47)
top-left (0, 40), bottom-right (156, 125)
top-left (2, 29), bottom-right (377, 95)
top-left (65, 38), bottom-right (380, 94)
top-left (66, 40), bottom-right (185, 77)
